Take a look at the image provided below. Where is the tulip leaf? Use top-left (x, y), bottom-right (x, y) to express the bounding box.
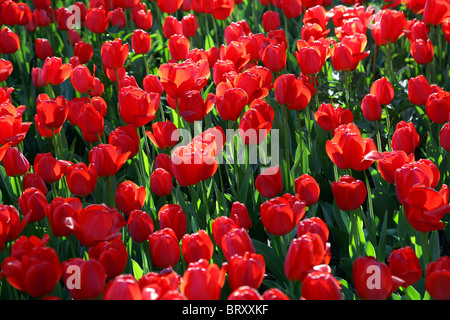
top-left (132, 259), bottom-right (143, 281)
top-left (377, 212), bottom-right (388, 261)
top-left (405, 286), bottom-right (421, 300)
top-left (252, 239), bottom-right (288, 286)
top-left (429, 231), bottom-right (440, 262)
top-left (364, 241), bottom-right (376, 259)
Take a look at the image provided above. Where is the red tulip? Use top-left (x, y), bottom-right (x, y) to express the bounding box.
top-left (158, 204), bottom-right (187, 240)
top-left (262, 10), bottom-right (280, 32)
top-left (177, 90), bottom-right (215, 123)
top-left (115, 180), bottom-right (146, 216)
top-left (273, 73), bottom-right (312, 111)
top-left (180, 259), bottom-right (227, 300)
top-left (127, 209), bottom-right (155, 243)
top-left (361, 94), bottom-right (382, 121)
top-left (181, 230), bottom-right (214, 264)
top-left (78, 103), bottom-right (105, 143)
top-left (134, 9), bottom-right (153, 30)
top-left (150, 168), bottom-right (173, 198)
top-left (426, 91), bottom-right (450, 124)
top-left (88, 144), bottom-right (130, 177)
top-left (181, 14), bottom-right (198, 38)
top-left (260, 194), bottom-right (306, 236)
top-left (34, 152), bottom-right (69, 184)
top-left (36, 93), bottom-right (68, 131)
top-left (440, 123), bottom-right (450, 152)
top-left (262, 288), bottom-right (290, 300)
top-left (391, 121), bottom-right (420, 155)
top-left (230, 202), bottom-right (252, 230)
top-left (143, 74), bottom-right (165, 95)
top-left (370, 77), bottom-right (394, 105)
top-left (148, 228), bottom-right (180, 269)
top-left (295, 39), bottom-right (327, 75)
top-left (212, 216), bottom-right (237, 247)
top-left (74, 204), bottom-right (126, 247)
top-left (103, 274), bottom-right (142, 300)
top-left (2, 147), bottom-right (30, 177)
top-left (227, 252), bottom-right (265, 291)
top-left (425, 256), bottom-right (450, 300)
top-left (107, 7), bottom-right (126, 29)
top-left (297, 217), bottom-right (330, 249)
top-left (239, 99), bottom-right (274, 145)
top-left (73, 41), bottom-right (93, 64)
top-left (295, 174), bottom-right (320, 207)
top-left (70, 65), bottom-right (95, 94)
top-left (1, 235), bottom-right (61, 298)
top-left (168, 34), bottom-right (190, 61)
top-left (85, 7), bottom-right (109, 33)
top-left (101, 38), bottom-right (129, 70)
top-left (443, 20), bottom-right (450, 44)
top-left (261, 42), bottom-right (287, 73)
top-left (423, 0), bottom-right (450, 25)
top-left (215, 88), bottom-right (248, 121)
top-left (158, 0), bottom-right (183, 13)
top-left (404, 184), bottom-right (450, 233)
top-left (372, 9), bottom-right (406, 45)
top-left (314, 103), bottom-right (354, 132)
top-left (0, 59), bottom-right (13, 82)
top-left (0, 27), bottom-right (20, 54)
top-left (88, 238), bottom-right (128, 279)
top-left (0, 204), bottom-right (28, 242)
top-left (404, 19), bottom-right (429, 42)
top-left (220, 228), bottom-right (256, 261)
top-left (212, 0), bottom-right (235, 20)
top-left (353, 256), bottom-right (400, 300)
top-left (255, 165), bottom-right (283, 198)
top-left (410, 39), bottom-right (434, 65)
top-left (388, 246), bottom-right (422, 288)
top-left (301, 269), bottom-right (343, 300)
top-left (331, 175), bottom-right (367, 211)
top-left (375, 150), bottom-right (414, 184)
top-left (284, 233), bottom-right (326, 282)
top-left (47, 197), bottom-right (81, 238)
top-left (131, 29), bottom-right (152, 55)
top-left (42, 57), bottom-right (73, 86)
top-left (35, 38), bottom-right (53, 60)
top-left (118, 86), bottom-right (160, 128)
top-left (407, 75), bottom-right (435, 106)
top-left (108, 125), bottom-right (140, 160)
top-left (154, 153), bottom-right (174, 177)
top-left (65, 162), bottom-right (97, 197)
top-left (162, 15), bottom-right (182, 38)
top-left (62, 258), bottom-right (106, 300)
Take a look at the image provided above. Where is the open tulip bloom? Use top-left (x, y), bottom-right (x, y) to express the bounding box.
top-left (0, 0), bottom-right (450, 305)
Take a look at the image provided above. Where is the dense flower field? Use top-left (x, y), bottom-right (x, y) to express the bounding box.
top-left (0, 0), bottom-right (449, 301)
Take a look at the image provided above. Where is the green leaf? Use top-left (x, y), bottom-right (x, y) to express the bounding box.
top-left (429, 231), bottom-right (440, 262)
top-left (252, 239), bottom-right (288, 286)
top-left (405, 286), bottom-right (421, 300)
top-left (365, 241), bottom-right (377, 259)
top-left (132, 259), bottom-right (143, 281)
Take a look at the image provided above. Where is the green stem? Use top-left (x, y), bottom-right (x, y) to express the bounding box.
top-left (419, 231), bottom-right (430, 271)
top-left (105, 176), bottom-right (116, 208)
top-left (375, 121), bottom-right (382, 152)
top-left (142, 54), bottom-right (150, 76)
top-left (386, 42), bottom-right (396, 85)
top-left (296, 110), bottom-right (303, 174)
top-left (282, 107), bottom-right (291, 187)
top-left (384, 106), bottom-right (392, 150)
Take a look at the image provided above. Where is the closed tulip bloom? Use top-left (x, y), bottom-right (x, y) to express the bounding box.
top-left (73, 41), bottom-right (94, 64)
top-left (23, 172), bottom-right (47, 195)
top-left (107, 8), bottom-right (126, 29)
top-left (295, 40), bottom-right (327, 75)
top-left (149, 168), bottom-right (172, 197)
top-left (228, 252), bottom-right (265, 291)
top-left (0, 27), bottom-right (20, 54)
top-left (88, 238), bottom-right (128, 280)
top-left (370, 77), bottom-right (394, 105)
top-left (230, 202), bottom-right (252, 230)
top-left (211, 216), bottom-right (237, 247)
top-left (0, 107), bottom-right (31, 147)
top-left (181, 14), bottom-right (198, 38)
top-left (440, 123), bottom-right (450, 152)
top-left (295, 174), bottom-right (320, 207)
top-left (443, 20), bottom-right (450, 44)
top-left (332, 176), bottom-right (367, 212)
top-left (70, 65), bottom-right (95, 94)
top-left (35, 38), bottom-right (53, 60)
top-left (391, 121), bottom-right (420, 155)
top-left (212, 0), bottom-right (235, 20)
top-left (423, 0), bottom-right (450, 26)
top-left (353, 256), bottom-right (399, 300)
top-left (301, 270), bottom-right (343, 300)
top-left (36, 93), bottom-right (68, 131)
top-left (228, 286), bottom-right (264, 300)
top-left (143, 74), bottom-right (165, 95)
top-left (148, 228), bottom-right (180, 269)
top-left (1, 236), bottom-right (61, 298)
top-left (404, 184), bottom-right (450, 232)
top-left (297, 217), bottom-right (330, 248)
top-left (62, 258), bottom-right (106, 300)
top-left (314, 103), bottom-right (354, 132)
top-left (216, 88), bottom-right (248, 121)
top-left (42, 57), bottom-right (73, 86)
top-left (88, 144), bottom-right (130, 177)
top-left (65, 162), bottom-right (97, 197)
top-left (134, 9), bottom-right (153, 30)
top-left (74, 204), bottom-right (126, 247)
top-left (408, 75), bottom-right (434, 106)
top-left (182, 230), bottom-right (214, 264)
top-left (262, 288), bottom-right (290, 300)
top-left (426, 91), bottom-right (450, 124)
top-left (0, 59), bottom-right (13, 82)
top-left (101, 38), bottom-right (129, 70)
top-left (35, 114), bottom-right (62, 138)
top-left (376, 150), bottom-right (414, 184)
top-left (377, 9), bottom-right (406, 44)
top-left (127, 210), bottom-right (154, 243)
top-left (118, 86), bottom-right (160, 127)
top-left (239, 99), bottom-right (274, 145)
top-left (158, 204), bottom-right (187, 240)
top-left (18, 187), bottom-right (48, 224)
top-left (2, 147), bottom-right (30, 177)
top-left (180, 259), bottom-right (228, 300)
top-left (158, 0), bottom-right (184, 13)
top-left (33, 8), bottom-right (51, 27)
top-left (146, 121), bottom-right (179, 150)
top-left (162, 15), bottom-right (182, 38)
top-left (388, 246), bottom-right (422, 288)
top-left (178, 90), bottom-right (215, 123)
top-left (262, 11), bottom-right (280, 32)
top-left (284, 233), bottom-right (326, 282)
top-left (0, 204), bottom-right (27, 242)
top-left (220, 228), bottom-right (256, 261)
top-left (115, 180), bottom-right (146, 216)
top-left (410, 39), bottom-right (434, 65)
top-left (78, 104), bottom-right (105, 143)
top-left (260, 194), bottom-right (306, 236)
top-left (67, 97), bottom-right (90, 126)
top-left (103, 274), bottom-right (142, 300)
top-left (425, 256), bottom-right (450, 300)
top-left (34, 152), bottom-right (69, 184)
top-left (361, 94), bottom-right (382, 121)
top-left (48, 197), bottom-right (81, 238)
top-left (131, 29), bottom-right (152, 55)
top-left (255, 165), bottom-right (283, 198)
top-left (85, 7), bottom-right (109, 34)
top-left (108, 125), bottom-right (140, 160)
top-left (261, 43), bottom-right (287, 73)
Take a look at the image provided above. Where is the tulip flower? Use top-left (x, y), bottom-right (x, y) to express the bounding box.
top-left (0, 203), bottom-right (28, 242)
top-left (0, 27), bottom-right (20, 54)
top-left (115, 180), bottom-right (146, 216)
top-left (103, 274), bottom-right (142, 300)
top-left (425, 256), bottom-right (450, 300)
top-left (85, 7), bottom-right (109, 34)
top-left (0, 59), bottom-right (13, 82)
top-left (74, 204), bottom-right (126, 247)
top-left (118, 86), bottom-right (159, 127)
top-left (47, 197), bottom-right (81, 238)
top-left (422, 0), bottom-right (450, 26)
top-left (42, 57), bottom-right (73, 86)
top-left (150, 168), bottom-right (173, 198)
top-left (181, 230), bottom-right (214, 264)
top-left (273, 73), bottom-right (312, 111)
top-left (388, 246), bottom-right (422, 288)
top-left (88, 144), bottom-right (130, 177)
top-left (220, 228), bottom-right (256, 261)
top-left (178, 90), bottom-right (215, 123)
top-left (101, 38), bottom-right (129, 70)
top-left (36, 93), bottom-right (68, 131)
top-left (158, 0), bottom-right (184, 13)
top-left (440, 123), bottom-right (450, 152)
top-left (297, 217), bottom-right (330, 248)
top-left (425, 91), bottom-right (450, 124)
top-left (154, 153), bottom-right (174, 177)
top-left (180, 259), bottom-right (228, 300)
top-left (168, 34), bottom-right (190, 61)
top-left (227, 252), bottom-right (265, 291)
top-left (295, 174), bottom-right (321, 207)
top-left (301, 269), bottom-right (343, 300)
top-left (230, 202), bottom-right (252, 230)
top-left (262, 288), bottom-right (291, 300)
top-left (148, 228), bottom-right (180, 269)
top-left (1, 235), bottom-right (61, 298)
top-left (88, 238), bottom-right (128, 279)
top-left (255, 166), bottom-right (283, 199)
top-left (70, 65), bottom-right (95, 94)
top-left (2, 147), bottom-right (30, 177)
top-left (215, 88), bottom-right (248, 121)
top-left (65, 162), bottom-right (98, 197)
top-left (162, 15), bottom-right (182, 38)
top-left (158, 204), bottom-right (187, 240)
top-left (239, 99), bottom-right (274, 145)
top-left (73, 41), bottom-right (93, 64)
top-left (391, 121), bottom-right (420, 155)
top-left (295, 39), bottom-right (328, 75)
top-left (34, 152), bottom-right (70, 184)
top-left (361, 94), bottom-right (382, 121)
top-left (314, 103), bottom-right (354, 132)
top-left (371, 9), bottom-right (406, 45)
top-left (127, 209), bottom-right (154, 243)
top-left (370, 77), bottom-right (394, 105)
top-left (22, 172), bottom-right (47, 195)
top-left (62, 258), bottom-right (106, 300)
top-left (35, 38), bottom-right (53, 60)
top-left (331, 176), bottom-right (367, 212)
top-left (78, 103), bottom-right (105, 143)
top-left (410, 39), bottom-right (434, 65)
top-left (181, 14), bottom-right (198, 38)
top-left (108, 125), bottom-right (141, 160)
